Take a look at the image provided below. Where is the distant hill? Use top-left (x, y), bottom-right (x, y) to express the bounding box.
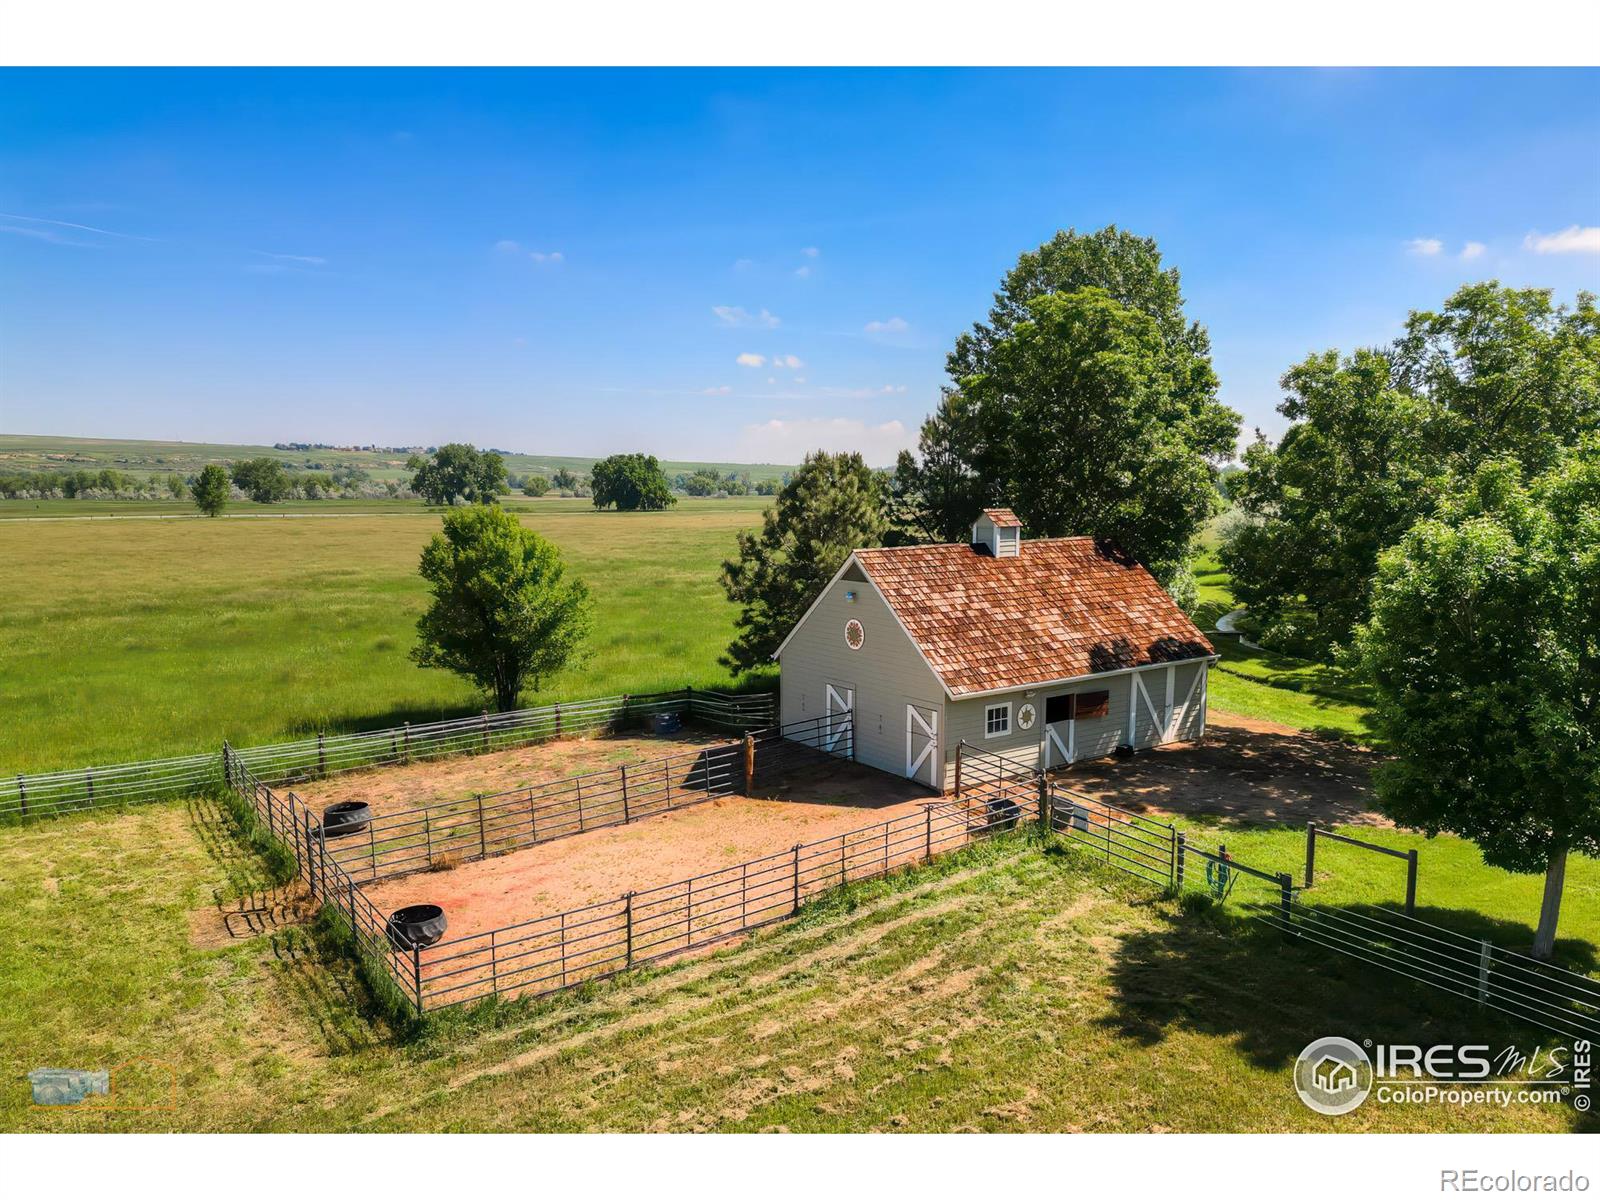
top-left (0, 433), bottom-right (796, 485)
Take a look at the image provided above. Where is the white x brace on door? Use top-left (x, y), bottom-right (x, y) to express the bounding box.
top-left (905, 703), bottom-right (939, 787)
top-left (824, 683), bottom-right (854, 755)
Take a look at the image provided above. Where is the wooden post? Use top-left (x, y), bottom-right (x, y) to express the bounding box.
top-left (1405, 850), bottom-right (1418, 916)
top-left (1278, 873), bottom-right (1295, 938)
top-left (1305, 823), bottom-right (1317, 888)
top-left (1477, 940), bottom-right (1493, 1003)
top-left (743, 732), bottom-right (756, 796)
top-left (17, 774), bottom-right (26, 817)
top-left (1175, 832), bottom-right (1186, 891)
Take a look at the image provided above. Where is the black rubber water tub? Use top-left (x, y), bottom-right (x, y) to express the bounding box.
top-left (386, 904), bottom-right (447, 951)
top-left (321, 801), bottom-right (372, 838)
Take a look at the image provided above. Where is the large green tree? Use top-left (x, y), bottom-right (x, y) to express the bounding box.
top-left (720, 450), bottom-right (888, 674)
top-left (191, 464), bottom-right (230, 517)
top-left (1221, 349), bottom-right (1436, 656)
top-left (1354, 443), bottom-right (1600, 960)
top-left (901, 227), bottom-right (1236, 600)
top-left (229, 457), bottom-right (292, 504)
top-left (406, 443), bottom-right (508, 506)
top-left (590, 453), bottom-right (675, 511)
top-left (411, 506), bottom-right (593, 711)
top-left (1226, 284), bottom-right (1600, 656)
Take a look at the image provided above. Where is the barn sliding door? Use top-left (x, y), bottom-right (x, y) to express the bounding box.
top-left (824, 683), bottom-right (854, 755)
top-left (905, 703), bottom-right (939, 788)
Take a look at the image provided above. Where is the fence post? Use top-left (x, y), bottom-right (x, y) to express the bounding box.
top-left (424, 812), bottom-right (432, 865)
top-left (925, 805), bottom-right (933, 862)
top-left (1305, 823), bottom-right (1317, 888)
top-left (412, 942), bottom-right (424, 1018)
top-left (17, 774), bottom-right (26, 817)
top-left (620, 765), bottom-right (630, 824)
top-left (1037, 773), bottom-right (1049, 835)
top-left (555, 702), bottom-right (562, 737)
top-left (477, 793), bottom-right (487, 858)
top-left (317, 732), bottom-right (326, 776)
top-left (490, 929), bottom-right (498, 997)
top-left (403, 721), bottom-right (411, 764)
top-left (954, 743), bottom-right (963, 798)
top-left (1405, 850), bottom-right (1418, 916)
top-left (368, 818), bottom-right (377, 880)
top-left (1175, 832), bottom-right (1186, 891)
top-left (1477, 940), bottom-right (1492, 1003)
top-left (792, 843), bottom-right (802, 914)
top-left (624, 892), bottom-right (635, 967)
top-left (1169, 825), bottom-right (1178, 889)
top-left (85, 768), bottom-right (94, 808)
top-left (663, 758), bottom-right (672, 808)
top-left (1278, 873), bottom-right (1295, 938)
top-left (743, 732), bottom-right (756, 796)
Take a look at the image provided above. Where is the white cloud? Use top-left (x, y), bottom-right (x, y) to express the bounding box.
top-left (712, 305), bottom-right (780, 329)
top-left (1460, 241), bottom-right (1487, 261)
top-left (864, 316), bottom-right (910, 335)
top-left (736, 353), bottom-right (766, 368)
top-left (702, 385), bottom-right (732, 396)
top-left (820, 384), bottom-right (909, 399)
top-left (802, 246), bottom-right (820, 258)
top-left (0, 212), bottom-right (154, 242)
top-left (735, 417), bottom-right (913, 467)
top-left (774, 354), bottom-right (804, 370)
top-left (255, 250), bottom-right (326, 266)
top-left (767, 376), bottom-right (777, 384)
top-left (494, 239), bottom-right (522, 254)
top-left (794, 376), bottom-right (806, 384)
top-left (732, 257), bottom-right (755, 271)
top-left (1406, 238), bottom-right (1443, 257)
top-left (1524, 225), bottom-right (1600, 255)
top-left (529, 250), bottom-right (564, 263)
top-left (794, 265), bottom-right (812, 279)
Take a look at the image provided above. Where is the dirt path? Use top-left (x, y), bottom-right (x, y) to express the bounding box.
top-left (1061, 708), bottom-right (1385, 827)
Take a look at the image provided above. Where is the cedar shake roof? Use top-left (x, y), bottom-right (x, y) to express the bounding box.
top-left (853, 538), bottom-right (1214, 697)
top-left (980, 507), bottom-right (1023, 527)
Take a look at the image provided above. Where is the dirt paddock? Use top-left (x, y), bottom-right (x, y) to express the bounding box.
top-left (1063, 710), bottom-right (1384, 827)
top-left (290, 726), bottom-right (737, 821)
top-left (358, 760), bottom-right (939, 946)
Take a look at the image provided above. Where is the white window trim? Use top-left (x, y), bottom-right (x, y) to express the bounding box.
top-left (984, 702), bottom-right (1012, 739)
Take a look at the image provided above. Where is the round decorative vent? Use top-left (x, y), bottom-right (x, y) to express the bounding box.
top-left (1017, 703), bottom-right (1036, 731)
top-left (844, 618), bottom-right (865, 650)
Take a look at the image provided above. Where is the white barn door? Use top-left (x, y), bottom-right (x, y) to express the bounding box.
top-left (905, 703), bottom-right (939, 788)
top-left (824, 683), bottom-right (854, 755)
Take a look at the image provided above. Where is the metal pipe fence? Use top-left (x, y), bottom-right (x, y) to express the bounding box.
top-left (2, 686), bottom-right (775, 821)
top-left (312, 713), bottom-right (844, 884)
top-left (410, 791), bottom-right (1014, 1011)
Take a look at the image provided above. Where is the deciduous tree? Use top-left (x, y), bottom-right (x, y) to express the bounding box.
top-left (229, 457), bottom-right (293, 503)
top-left (1354, 443), bottom-right (1600, 959)
top-left (411, 506), bottom-right (592, 711)
top-left (590, 453), bottom-right (674, 511)
top-left (406, 443), bottom-right (508, 505)
top-left (192, 464), bottom-right (230, 517)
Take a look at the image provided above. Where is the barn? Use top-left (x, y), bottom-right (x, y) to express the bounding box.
top-left (773, 509), bottom-right (1217, 790)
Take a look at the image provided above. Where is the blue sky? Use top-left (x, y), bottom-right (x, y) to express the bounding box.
top-left (1, 68), bottom-right (1596, 465)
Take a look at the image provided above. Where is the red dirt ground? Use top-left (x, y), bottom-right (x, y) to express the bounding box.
top-left (359, 762), bottom-right (939, 947)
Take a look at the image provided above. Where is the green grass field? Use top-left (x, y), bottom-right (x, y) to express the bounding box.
top-left (2, 807), bottom-right (1590, 1133)
top-left (0, 432), bottom-right (794, 487)
top-left (0, 498), bottom-right (773, 774)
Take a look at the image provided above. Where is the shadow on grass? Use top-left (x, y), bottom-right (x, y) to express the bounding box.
top-left (1098, 895), bottom-right (1598, 1130)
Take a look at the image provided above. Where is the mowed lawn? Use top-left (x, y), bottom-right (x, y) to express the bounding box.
top-left (3, 804), bottom-right (1590, 1134)
top-left (0, 499), bottom-right (771, 773)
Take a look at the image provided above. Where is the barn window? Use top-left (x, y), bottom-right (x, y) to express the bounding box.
top-left (1076, 690), bottom-right (1111, 719)
top-left (1044, 694), bottom-right (1075, 725)
top-left (984, 703), bottom-right (1011, 738)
